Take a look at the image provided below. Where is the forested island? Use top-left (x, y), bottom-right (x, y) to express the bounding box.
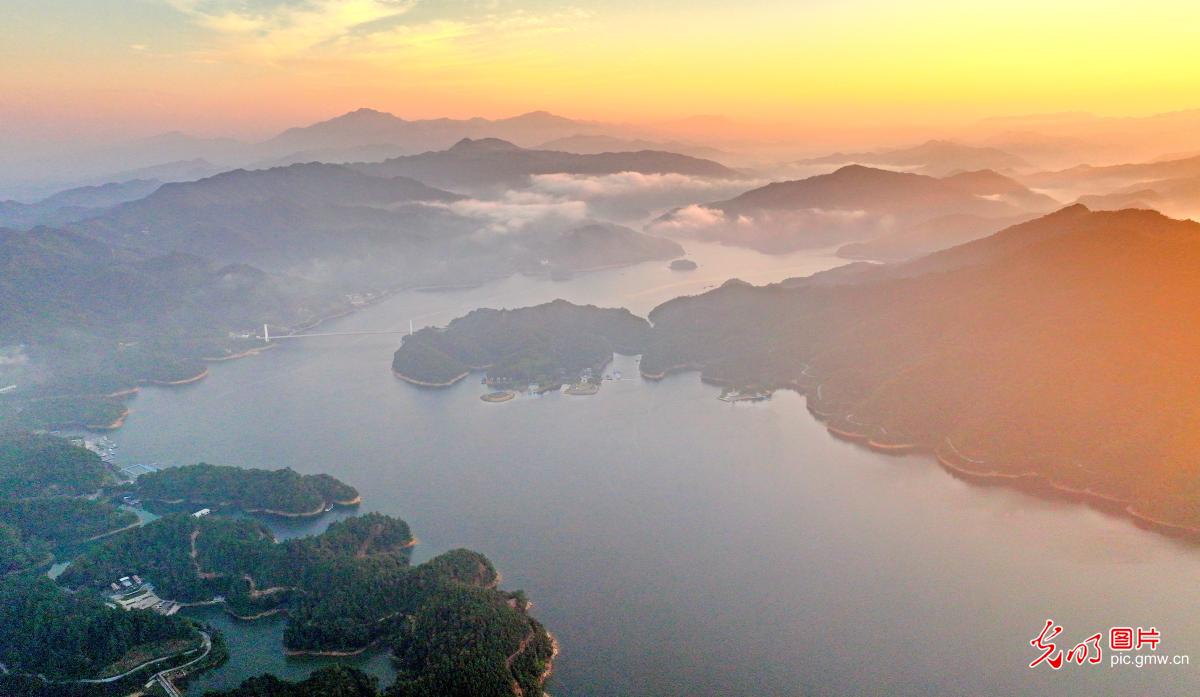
top-left (134, 462), bottom-right (360, 516)
top-left (392, 299), bottom-right (649, 389)
top-left (60, 511), bottom-right (555, 695)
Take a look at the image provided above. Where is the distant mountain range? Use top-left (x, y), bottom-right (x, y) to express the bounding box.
top-left (0, 109), bottom-right (610, 201)
top-left (1, 133), bottom-right (709, 429)
top-left (535, 134), bottom-right (733, 162)
top-left (1028, 152), bottom-right (1200, 191)
top-left (352, 137), bottom-right (739, 191)
top-left (71, 163), bottom-right (463, 271)
top-left (651, 165), bottom-right (1057, 253)
top-left (0, 179), bottom-right (163, 229)
top-left (259, 108), bottom-right (605, 160)
top-left (640, 204), bottom-right (1200, 533)
top-left (797, 140), bottom-right (1031, 177)
top-left (64, 146), bottom-right (692, 281)
top-left (835, 212), bottom-right (1036, 262)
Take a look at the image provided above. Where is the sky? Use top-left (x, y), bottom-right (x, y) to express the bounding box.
top-left (2, 0), bottom-right (1199, 142)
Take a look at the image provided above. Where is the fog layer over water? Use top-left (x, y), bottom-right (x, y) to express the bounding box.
top-left (107, 242), bottom-right (1199, 696)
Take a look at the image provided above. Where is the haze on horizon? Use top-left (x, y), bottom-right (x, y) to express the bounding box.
top-left (4, 0), bottom-right (1200, 146)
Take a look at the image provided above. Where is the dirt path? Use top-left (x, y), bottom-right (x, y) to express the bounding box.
top-left (505, 631), bottom-right (536, 697)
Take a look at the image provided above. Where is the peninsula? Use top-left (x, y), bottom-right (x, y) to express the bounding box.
top-left (133, 462), bottom-right (360, 516)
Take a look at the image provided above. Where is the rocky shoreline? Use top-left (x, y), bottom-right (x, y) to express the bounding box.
top-left (654, 363), bottom-right (1200, 542)
top-left (807, 389), bottom-right (1200, 541)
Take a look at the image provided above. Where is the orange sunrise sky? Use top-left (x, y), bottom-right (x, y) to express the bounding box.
top-left (2, 0), bottom-right (1199, 141)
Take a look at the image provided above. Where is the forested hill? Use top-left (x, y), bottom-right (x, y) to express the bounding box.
top-left (0, 433), bottom-right (136, 573)
top-left (0, 224), bottom-right (349, 431)
top-left (0, 575), bottom-right (197, 682)
top-left (392, 299), bottom-right (651, 387)
top-left (641, 205), bottom-right (1200, 531)
top-left (0, 432), bottom-right (112, 497)
top-left (135, 463), bottom-right (359, 515)
top-left (71, 163), bottom-right (462, 268)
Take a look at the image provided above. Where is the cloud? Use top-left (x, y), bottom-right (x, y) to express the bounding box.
top-left (0, 346), bottom-right (29, 367)
top-left (646, 204), bottom-right (880, 252)
top-left (423, 191), bottom-right (588, 237)
top-left (523, 172), bottom-right (763, 224)
top-left (529, 172), bottom-right (756, 199)
top-left (163, 0), bottom-right (591, 67)
top-left (645, 204), bottom-right (759, 237)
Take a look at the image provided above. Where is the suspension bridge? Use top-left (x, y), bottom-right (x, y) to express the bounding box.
top-left (259, 321), bottom-right (415, 342)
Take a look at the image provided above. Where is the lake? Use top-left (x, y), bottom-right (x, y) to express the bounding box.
top-left (106, 241), bottom-right (1199, 696)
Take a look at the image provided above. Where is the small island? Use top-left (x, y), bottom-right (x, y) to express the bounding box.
top-left (718, 387), bottom-right (770, 402)
top-left (481, 390), bottom-right (517, 402)
top-left (392, 299), bottom-right (650, 392)
top-left (669, 258), bottom-right (699, 271)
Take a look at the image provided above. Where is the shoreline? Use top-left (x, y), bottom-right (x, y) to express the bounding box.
top-left (392, 369), bottom-right (470, 387)
top-left (147, 367), bottom-right (210, 386)
top-left (203, 344), bottom-right (278, 362)
top-left (675, 364), bottom-right (1200, 542)
top-left (244, 500), bottom-right (328, 518)
top-left (87, 407), bottom-right (130, 431)
top-left (796, 381), bottom-right (1200, 541)
top-left (227, 607), bottom-right (287, 621)
top-left (540, 633), bottom-right (560, 686)
top-left (639, 362), bottom-right (701, 381)
top-left (284, 641), bottom-right (377, 657)
top-left (141, 495), bottom-right (358, 518)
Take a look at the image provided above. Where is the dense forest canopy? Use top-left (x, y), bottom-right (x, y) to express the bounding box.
top-left (135, 462), bottom-right (359, 515)
top-left (0, 433), bottom-right (135, 572)
top-left (0, 575), bottom-right (197, 681)
top-left (392, 299), bottom-right (650, 388)
top-left (204, 665), bottom-right (381, 697)
top-left (0, 496), bottom-right (135, 544)
top-left (59, 510), bottom-right (554, 695)
top-left (0, 432), bottom-right (111, 497)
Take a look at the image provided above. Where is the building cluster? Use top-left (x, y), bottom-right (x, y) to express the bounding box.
top-left (107, 575), bottom-right (181, 616)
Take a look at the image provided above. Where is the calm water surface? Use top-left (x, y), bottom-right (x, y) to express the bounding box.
top-left (106, 242), bottom-right (1199, 696)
